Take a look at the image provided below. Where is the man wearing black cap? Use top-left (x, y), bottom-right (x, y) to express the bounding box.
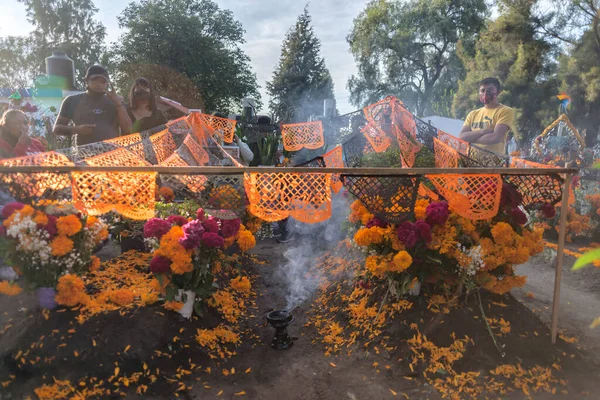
top-left (54, 65), bottom-right (132, 145)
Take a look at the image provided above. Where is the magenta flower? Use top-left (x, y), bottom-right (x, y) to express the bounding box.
top-left (167, 215), bottom-right (189, 227)
top-left (143, 218), bottom-right (172, 239)
top-left (396, 220), bottom-right (432, 248)
top-left (202, 216), bottom-right (219, 233)
top-left (196, 208), bottom-right (205, 221)
top-left (1, 202), bottom-right (25, 219)
top-left (220, 218), bottom-right (241, 238)
top-left (414, 220), bottom-right (432, 244)
top-left (149, 256), bottom-right (171, 274)
top-left (179, 219), bottom-right (205, 249)
top-left (540, 203), bottom-right (556, 219)
top-left (510, 207), bottom-right (528, 225)
top-left (500, 183), bottom-right (523, 209)
top-left (44, 215), bottom-right (58, 238)
top-left (201, 232), bottom-right (224, 248)
top-left (366, 217), bottom-right (388, 229)
top-left (426, 202), bottom-right (449, 226)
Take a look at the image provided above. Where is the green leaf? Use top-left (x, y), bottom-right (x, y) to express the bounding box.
top-left (194, 301), bottom-right (205, 318)
top-left (572, 248), bottom-right (600, 270)
top-left (425, 255), bottom-right (443, 264)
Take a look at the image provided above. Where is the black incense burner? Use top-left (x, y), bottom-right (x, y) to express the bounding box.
top-left (266, 309), bottom-right (294, 350)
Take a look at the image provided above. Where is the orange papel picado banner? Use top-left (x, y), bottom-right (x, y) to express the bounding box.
top-left (282, 121), bottom-right (325, 151)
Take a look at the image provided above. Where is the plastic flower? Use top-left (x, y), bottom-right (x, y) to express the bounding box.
top-left (391, 251), bottom-right (413, 273)
top-left (56, 214), bottom-right (82, 237)
top-left (0, 202), bottom-right (24, 219)
top-left (55, 274), bottom-right (87, 306)
top-left (167, 215), bottom-right (189, 227)
top-left (149, 255), bottom-right (172, 274)
top-left (237, 229), bottom-right (256, 252)
top-left (221, 218), bottom-right (241, 238)
top-left (50, 235), bottom-right (74, 257)
top-left (109, 289), bottom-right (135, 306)
top-left (426, 202), bottom-right (449, 226)
top-left (143, 218), bottom-right (172, 239)
top-left (202, 232), bottom-right (225, 248)
top-left (202, 216), bottom-right (220, 233)
top-left (0, 280), bottom-right (22, 296)
top-left (230, 276), bottom-right (251, 293)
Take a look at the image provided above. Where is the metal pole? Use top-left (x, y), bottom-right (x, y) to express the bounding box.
top-left (551, 172), bottom-right (573, 344)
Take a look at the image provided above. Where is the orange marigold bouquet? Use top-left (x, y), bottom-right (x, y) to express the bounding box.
top-left (144, 207), bottom-right (256, 318)
top-left (0, 202), bottom-right (108, 293)
top-left (350, 182), bottom-right (546, 296)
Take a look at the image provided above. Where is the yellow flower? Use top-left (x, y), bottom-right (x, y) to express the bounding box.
top-left (33, 211), bottom-right (49, 226)
top-left (89, 256), bottom-right (101, 272)
top-left (0, 280), bottom-right (22, 296)
top-left (141, 292), bottom-right (159, 306)
top-left (414, 199), bottom-right (429, 220)
top-left (231, 276), bottom-right (251, 294)
top-left (20, 205), bottom-right (35, 218)
top-left (354, 227), bottom-right (385, 247)
top-left (154, 226), bottom-right (193, 274)
top-left (86, 216), bottom-right (99, 227)
top-left (491, 222), bottom-right (515, 246)
top-left (164, 300), bottom-right (184, 311)
top-left (50, 236), bottom-right (74, 257)
top-left (109, 289), bottom-right (135, 306)
top-left (391, 251), bottom-right (412, 273)
top-left (56, 214), bottom-right (82, 237)
top-left (55, 274), bottom-right (88, 306)
top-left (223, 236), bottom-right (236, 249)
top-left (158, 186), bottom-right (175, 202)
top-left (365, 255), bottom-right (388, 278)
top-left (237, 229), bottom-right (256, 252)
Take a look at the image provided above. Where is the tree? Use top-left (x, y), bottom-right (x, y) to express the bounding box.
top-left (18, 0), bottom-right (107, 87)
top-left (0, 36), bottom-right (36, 89)
top-left (112, 0), bottom-right (259, 114)
top-left (267, 6), bottom-right (335, 123)
top-left (452, 0), bottom-right (558, 142)
top-left (347, 0), bottom-right (487, 117)
top-left (558, 29), bottom-right (600, 145)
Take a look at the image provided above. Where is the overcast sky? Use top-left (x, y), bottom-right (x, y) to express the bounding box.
top-left (1, 0), bottom-right (368, 114)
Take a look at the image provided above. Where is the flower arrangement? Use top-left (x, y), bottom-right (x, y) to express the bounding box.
top-left (349, 182), bottom-right (546, 298)
top-left (144, 207), bottom-right (256, 318)
top-left (0, 202), bottom-right (108, 304)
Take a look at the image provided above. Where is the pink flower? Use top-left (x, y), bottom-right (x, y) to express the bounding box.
top-left (179, 220), bottom-right (205, 249)
top-left (366, 217), bottom-right (388, 228)
top-left (414, 220), bottom-right (432, 244)
top-left (196, 208), bottom-right (205, 221)
top-left (149, 256), bottom-right (171, 274)
top-left (426, 202), bottom-right (449, 226)
top-left (510, 207), bottom-right (528, 225)
top-left (167, 215), bottom-right (188, 227)
top-left (201, 232), bottom-right (224, 248)
top-left (540, 203), bottom-right (556, 219)
top-left (220, 218), bottom-right (241, 238)
top-left (1, 202), bottom-right (25, 219)
top-left (143, 218), bottom-right (171, 239)
top-left (202, 216), bottom-right (219, 233)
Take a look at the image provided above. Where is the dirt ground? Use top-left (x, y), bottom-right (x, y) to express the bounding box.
top-left (1, 239), bottom-right (600, 399)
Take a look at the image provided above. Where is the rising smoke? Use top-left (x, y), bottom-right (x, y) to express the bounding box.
top-left (276, 192), bottom-right (354, 311)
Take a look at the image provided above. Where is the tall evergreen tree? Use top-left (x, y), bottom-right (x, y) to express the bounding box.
top-left (18, 0), bottom-right (107, 87)
top-left (452, 0), bottom-right (558, 142)
top-left (347, 0), bottom-right (487, 117)
top-left (267, 6), bottom-right (335, 123)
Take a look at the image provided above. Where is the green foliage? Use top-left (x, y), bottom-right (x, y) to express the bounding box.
top-left (267, 6), bottom-right (335, 123)
top-left (257, 132), bottom-right (281, 165)
top-left (155, 199), bottom-right (202, 220)
top-left (0, 36), bottom-right (35, 88)
top-left (572, 248), bottom-right (600, 270)
top-left (112, 0), bottom-right (260, 113)
top-left (452, 0), bottom-right (558, 143)
top-left (347, 0), bottom-right (487, 116)
top-left (18, 0), bottom-right (107, 87)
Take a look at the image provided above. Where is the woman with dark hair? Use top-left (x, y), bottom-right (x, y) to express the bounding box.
top-left (0, 109), bottom-right (45, 159)
top-left (126, 78), bottom-right (167, 133)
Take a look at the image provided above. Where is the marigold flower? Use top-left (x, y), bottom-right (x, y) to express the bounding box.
top-left (56, 214), bottom-right (82, 237)
top-left (89, 256), bottom-right (101, 272)
top-left (55, 274), bottom-right (87, 306)
top-left (231, 276), bottom-right (251, 293)
top-left (391, 251), bottom-right (413, 273)
top-left (50, 235), bottom-right (74, 257)
top-left (158, 186), bottom-right (175, 202)
top-left (491, 222), bottom-right (515, 246)
top-left (0, 280), bottom-right (22, 296)
top-left (109, 289), bottom-right (135, 306)
top-left (33, 211), bottom-right (49, 227)
top-left (237, 230), bottom-right (256, 252)
top-left (164, 300), bottom-right (184, 312)
top-left (354, 227), bottom-right (385, 247)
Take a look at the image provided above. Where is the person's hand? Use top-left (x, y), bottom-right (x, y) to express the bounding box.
top-left (106, 82), bottom-right (122, 106)
top-left (75, 124), bottom-right (96, 135)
